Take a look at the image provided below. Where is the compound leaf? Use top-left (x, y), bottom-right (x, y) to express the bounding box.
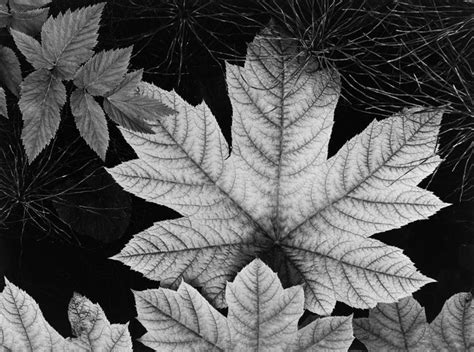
top-left (10, 28), bottom-right (49, 70)
top-left (0, 87), bottom-right (6, 117)
top-left (0, 278), bottom-right (132, 351)
top-left (74, 47), bottom-right (132, 96)
top-left (41, 3), bottom-right (105, 80)
top-left (430, 292), bottom-right (473, 351)
top-left (109, 29), bottom-right (447, 314)
top-left (134, 259), bottom-right (353, 351)
top-left (0, 45), bottom-right (22, 96)
top-left (19, 68), bottom-right (66, 162)
top-left (70, 88), bottom-right (108, 160)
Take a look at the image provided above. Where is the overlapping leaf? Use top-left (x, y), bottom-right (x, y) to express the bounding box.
top-left (0, 46), bottom-right (22, 96)
top-left (354, 292), bottom-right (473, 351)
top-left (108, 29), bottom-right (448, 315)
top-left (0, 0), bottom-right (50, 36)
top-left (0, 278), bottom-right (132, 351)
top-left (135, 259), bottom-right (353, 351)
top-left (0, 87), bottom-right (6, 117)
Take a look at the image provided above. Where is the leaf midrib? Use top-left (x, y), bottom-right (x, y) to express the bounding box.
top-left (284, 113), bottom-right (438, 240)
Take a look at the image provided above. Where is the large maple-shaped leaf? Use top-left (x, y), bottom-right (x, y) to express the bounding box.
top-left (108, 30), bottom-right (448, 314)
top-left (135, 258), bottom-right (353, 351)
top-left (0, 278), bottom-right (132, 351)
top-left (354, 292), bottom-right (473, 351)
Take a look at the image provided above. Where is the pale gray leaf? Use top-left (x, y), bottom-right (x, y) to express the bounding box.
top-left (68, 293), bottom-right (132, 351)
top-left (297, 316), bottom-right (353, 352)
top-left (134, 283), bottom-right (229, 351)
top-left (108, 27), bottom-right (445, 315)
top-left (226, 259), bottom-right (304, 351)
top-left (353, 296), bottom-right (430, 351)
top-left (430, 292), bottom-right (473, 351)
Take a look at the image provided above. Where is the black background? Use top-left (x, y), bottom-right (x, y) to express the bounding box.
top-left (0, 1), bottom-right (472, 350)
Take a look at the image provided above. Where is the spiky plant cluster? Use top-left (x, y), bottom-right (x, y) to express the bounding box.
top-left (242, 0), bottom-right (473, 198)
top-left (0, 112), bottom-right (101, 244)
top-left (106, 0), bottom-right (263, 85)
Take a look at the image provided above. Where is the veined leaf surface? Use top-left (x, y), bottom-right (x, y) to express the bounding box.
top-left (354, 292), bottom-right (473, 351)
top-left (0, 87), bottom-right (7, 118)
top-left (108, 29), bottom-right (448, 315)
top-left (0, 45), bottom-right (22, 96)
top-left (135, 259), bottom-right (353, 351)
top-left (0, 278), bottom-right (132, 351)
top-left (19, 68), bottom-right (65, 162)
top-left (40, 3), bottom-right (104, 79)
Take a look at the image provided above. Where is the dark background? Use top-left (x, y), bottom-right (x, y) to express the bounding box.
top-left (0, 1), bottom-right (472, 350)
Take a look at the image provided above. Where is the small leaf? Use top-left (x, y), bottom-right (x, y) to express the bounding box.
top-left (10, 7), bottom-right (49, 36)
top-left (10, 28), bottom-right (49, 70)
top-left (297, 316), bottom-right (354, 351)
top-left (134, 259), bottom-right (354, 351)
top-left (68, 293), bottom-right (133, 351)
top-left (105, 69), bottom-right (142, 97)
top-left (0, 87), bottom-right (7, 118)
top-left (104, 82), bottom-right (176, 133)
top-left (19, 68), bottom-right (66, 162)
top-left (0, 45), bottom-right (22, 96)
top-left (353, 296), bottom-right (430, 351)
top-left (70, 88), bottom-right (109, 160)
top-left (74, 46), bottom-right (133, 96)
top-left (226, 258), bottom-right (304, 351)
top-left (41, 3), bottom-right (105, 80)
top-left (430, 292), bottom-right (473, 351)
top-left (0, 278), bottom-right (132, 351)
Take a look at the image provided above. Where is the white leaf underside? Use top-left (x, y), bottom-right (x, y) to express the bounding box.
top-left (109, 29), bottom-right (447, 315)
top-left (135, 259), bottom-right (354, 352)
top-left (0, 278), bottom-right (132, 351)
top-left (354, 292), bottom-right (473, 352)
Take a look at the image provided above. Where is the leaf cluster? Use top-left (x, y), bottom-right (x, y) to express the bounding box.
top-left (10, 3), bottom-right (175, 162)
